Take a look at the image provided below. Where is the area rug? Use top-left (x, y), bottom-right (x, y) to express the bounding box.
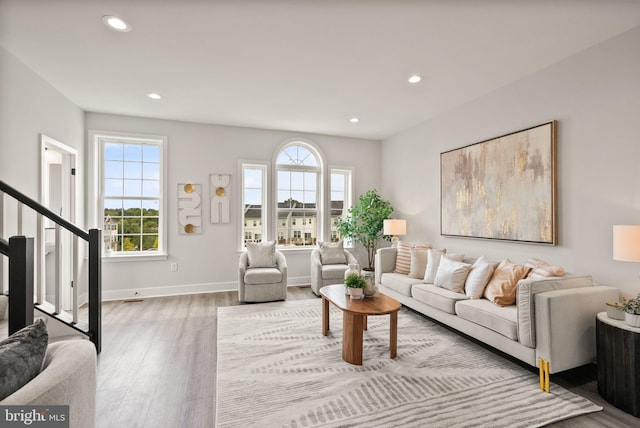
top-left (216, 299), bottom-right (601, 427)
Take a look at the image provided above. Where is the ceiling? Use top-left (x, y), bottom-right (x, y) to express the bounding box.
top-left (1, 0), bottom-right (640, 140)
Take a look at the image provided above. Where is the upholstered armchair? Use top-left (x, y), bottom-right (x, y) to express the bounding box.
top-left (238, 241), bottom-right (287, 303)
top-left (310, 242), bottom-right (358, 296)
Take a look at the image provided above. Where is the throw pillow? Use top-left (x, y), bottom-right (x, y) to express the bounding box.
top-left (394, 241), bottom-right (431, 275)
top-left (423, 248), bottom-right (447, 284)
top-left (484, 259), bottom-right (532, 306)
top-left (525, 257), bottom-right (565, 279)
top-left (444, 253), bottom-right (465, 262)
top-left (434, 256), bottom-right (472, 293)
top-left (246, 240), bottom-right (277, 268)
top-left (408, 248), bottom-right (429, 279)
top-left (465, 256), bottom-right (495, 299)
top-left (0, 319), bottom-right (49, 400)
top-left (318, 241), bottom-right (347, 265)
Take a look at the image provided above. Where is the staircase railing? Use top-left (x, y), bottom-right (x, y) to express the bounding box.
top-left (0, 179), bottom-right (101, 352)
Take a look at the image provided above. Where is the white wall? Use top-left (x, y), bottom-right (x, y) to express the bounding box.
top-left (0, 46), bottom-right (86, 297)
top-left (381, 26), bottom-right (640, 296)
top-left (85, 113), bottom-right (382, 299)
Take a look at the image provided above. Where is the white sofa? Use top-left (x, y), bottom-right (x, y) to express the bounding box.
top-left (375, 247), bottom-right (619, 374)
top-left (0, 339), bottom-right (97, 428)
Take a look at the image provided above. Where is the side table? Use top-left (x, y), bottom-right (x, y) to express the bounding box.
top-left (596, 311), bottom-right (640, 417)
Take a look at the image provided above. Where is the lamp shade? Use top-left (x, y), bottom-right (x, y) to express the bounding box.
top-left (383, 219), bottom-right (406, 236)
top-left (613, 225), bottom-right (640, 262)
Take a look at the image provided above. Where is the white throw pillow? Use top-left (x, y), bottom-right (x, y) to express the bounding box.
top-left (465, 256), bottom-right (495, 299)
top-left (408, 248), bottom-right (429, 279)
top-left (423, 249), bottom-right (446, 284)
top-left (444, 253), bottom-right (465, 262)
top-left (318, 241), bottom-right (347, 265)
top-left (434, 256), bottom-right (472, 293)
top-left (246, 240), bottom-right (277, 268)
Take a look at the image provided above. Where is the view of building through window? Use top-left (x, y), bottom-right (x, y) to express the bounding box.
top-left (241, 144), bottom-right (352, 247)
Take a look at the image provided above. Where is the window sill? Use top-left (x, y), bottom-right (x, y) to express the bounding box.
top-left (102, 252), bottom-right (168, 262)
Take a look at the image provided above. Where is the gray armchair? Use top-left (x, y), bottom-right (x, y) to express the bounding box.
top-left (310, 247), bottom-right (358, 296)
top-left (238, 250), bottom-right (288, 303)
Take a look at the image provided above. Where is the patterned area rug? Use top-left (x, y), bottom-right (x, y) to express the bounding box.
top-left (216, 299), bottom-right (601, 428)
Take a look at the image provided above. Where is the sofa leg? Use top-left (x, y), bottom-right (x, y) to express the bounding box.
top-left (539, 358), bottom-right (550, 393)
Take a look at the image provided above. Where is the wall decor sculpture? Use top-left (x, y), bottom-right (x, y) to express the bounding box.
top-left (211, 174), bottom-right (231, 224)
top-left (178, 183), bottom-right (202, 234)
top-left (440, 121), bottom-right (557, 245)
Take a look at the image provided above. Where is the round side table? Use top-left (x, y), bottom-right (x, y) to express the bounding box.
top-left (596, 311), bottom-right (640, 417)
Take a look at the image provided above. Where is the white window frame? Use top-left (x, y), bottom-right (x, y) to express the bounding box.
top-left (329, 167), bottom-right (354, 246)
top-left (273, 139), bottom-right (323, 250)
top-left (239, 161), bottom-right (268, 249)
top-left (88, 130), bottom-right (168, 261)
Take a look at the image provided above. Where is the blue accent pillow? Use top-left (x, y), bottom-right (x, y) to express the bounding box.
top-left (0, 319), bottom-right (49, 400)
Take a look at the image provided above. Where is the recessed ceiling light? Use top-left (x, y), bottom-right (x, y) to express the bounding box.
top-left (408, 74), bottom-right (422, 84)
top-left (349, 117), bottom-right (360, 123)
top-left (102, 15), bottom-right (131, 32)
top-left (146, 93), bottom-right (162, 100)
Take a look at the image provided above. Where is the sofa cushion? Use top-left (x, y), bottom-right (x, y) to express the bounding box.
top-left (465, 256), bottom-right (496, 299)
top-left (244, 267), bottom-right (283, 285)
top-left (455, 299), bottom-right (518, 341)
top-left (246, 240), bottom-right (277, 268)
top-left (484, 259), bottom-right (531, 306)
top-left (408, 247), bottom-right (429, 279)
top-left (395, 241), bottom-right (431, 275)
top-left (434, 256), bottom-right (472, 293)
top-left (423, 249), bottom-right (447, 284)
top-left (516, 274), bottom-right (594, 348)
top-left (380, 272), bottom-right (423, 297)
top-left (321, 264), bottom-right (348, 281)
top-left (412, 283), bottom-right (468, 314)
top-left (0, 319), bottom-right (49, 401)
top-left (318, 241), bottom-right (347, 265)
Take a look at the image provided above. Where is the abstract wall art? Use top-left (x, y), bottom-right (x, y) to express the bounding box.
top-left (440, 121), bottom-right (557, 245)
top-left (178, 183), bottom-right (202, 234)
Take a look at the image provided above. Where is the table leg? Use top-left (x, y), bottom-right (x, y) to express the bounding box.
top-left (322, 296), bottom-right (329, 336)
top-left (342, 311), bottom-right (364, 365)
top-left (390, 310), bottom-right (397, 359)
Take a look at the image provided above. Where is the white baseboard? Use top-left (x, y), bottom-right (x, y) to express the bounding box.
top-left (101, 276), bottom-right (311, 301)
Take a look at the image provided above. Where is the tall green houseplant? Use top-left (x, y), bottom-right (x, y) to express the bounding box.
top-left (337, 189), bottom-right (393, 270)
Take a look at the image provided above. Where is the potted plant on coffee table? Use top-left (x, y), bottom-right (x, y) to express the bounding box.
top-left (344, 272), bottom-right (366, 300)
top-left (621, 294), bottom-right (640, 327)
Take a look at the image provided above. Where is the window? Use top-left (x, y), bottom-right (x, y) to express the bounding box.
top-left (330, 169), bottom-right (353, 244)
top-left (241, 163), bottom-right (267, 246)
top-left (276, 143), bottom-right (320, 247)
top-left (239, 140), bottom-right (353, 250)
top-left (91, 131), bottom-right (167, 257)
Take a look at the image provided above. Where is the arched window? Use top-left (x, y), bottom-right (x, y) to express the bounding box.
top-left (276, 142), bottom-right (321, 247)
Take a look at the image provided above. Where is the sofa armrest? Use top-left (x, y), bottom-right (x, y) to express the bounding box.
top-left (517, 274), bottom-right (595, 348)
top-left (534, 285), bottom-right (619, 373)
top-left (1, 340), bottom-right (97, 428)
top-left (375, 247), bottom-right (397, 286)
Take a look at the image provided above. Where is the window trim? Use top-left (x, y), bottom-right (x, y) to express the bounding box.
top-left (88, 130), bottom-right (168, 260)
top-left (238, 160), bottom-right (269, 250)
top-left (329, 166), bottom-right (355, 246)
top-left (273, 139), bottom-right (324, 249)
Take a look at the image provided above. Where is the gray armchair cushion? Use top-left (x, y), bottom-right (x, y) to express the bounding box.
top-left (244, 268), bottom-right (283, 285)
top-left (246, 240), bottom-right (277, 267)
top-left (0, 319), bottom-right (49, 400)
top-left (321, 264), bottom-right (349, 281)
top-left (319, 241), bottom-right (347, 265)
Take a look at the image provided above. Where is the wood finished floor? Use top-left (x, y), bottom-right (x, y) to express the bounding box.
top-left (3, 287), bottom-right (638, 427)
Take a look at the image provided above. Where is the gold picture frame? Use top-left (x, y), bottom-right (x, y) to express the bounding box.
top-left (440, 121), bottom-right (557, 245)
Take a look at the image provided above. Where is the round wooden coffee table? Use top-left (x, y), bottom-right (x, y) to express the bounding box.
top-left (320, 284), bottom-right (402, 365)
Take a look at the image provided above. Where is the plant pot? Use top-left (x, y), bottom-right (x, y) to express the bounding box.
top-left (344, 263), bottom-right (360, 294)
top-left (625, 312), bottom-right (640, 328)
top-left (348, 288), bottom-right (364, 300)
top-left (361, 270), bottom-right (376, 297)
top-left (606, 302), bottom-right (626, 320)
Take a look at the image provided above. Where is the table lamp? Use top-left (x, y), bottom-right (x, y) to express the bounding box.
top-left (613, 225), bottom-right (640, 263)
top-left (384, 219), bottom-right (406, 247)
